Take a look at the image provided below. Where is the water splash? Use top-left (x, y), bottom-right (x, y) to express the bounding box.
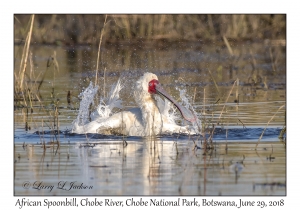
top-left (155, 96), bottom-right (179, 125)
top-left (177, 87), bottom-right (201, 133)
top-left (73, 82), bottom-right (98, 127)
top-left (72, 76), bottom-right (200, 136)
top-left (91, 79), bottom-right (123, 120)
top-left (72, 79), bottom-right (123, 134)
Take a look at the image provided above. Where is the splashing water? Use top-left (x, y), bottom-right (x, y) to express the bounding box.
top-left (91, 79), bottom-right (123, 120)
top-left (72, 82), bottom-right (98, 127)
top-left (72, 76), bottom-right (200, 135)
top-left (155, 96), bottom-right (179, 125)
top-left (72, 79), bottom-right (123, 133)
top-left (177, 87), bottom-right (202, 133)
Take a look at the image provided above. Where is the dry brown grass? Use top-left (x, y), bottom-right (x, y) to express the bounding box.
top-left (14, 14), bottom-right (286, 46)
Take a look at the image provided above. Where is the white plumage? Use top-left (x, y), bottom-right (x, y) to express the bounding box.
top-left (72, 72), bottom-right (199, 136)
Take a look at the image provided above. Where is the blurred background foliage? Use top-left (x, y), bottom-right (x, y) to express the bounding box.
top-left (14, 14), bottom-right (286, 46)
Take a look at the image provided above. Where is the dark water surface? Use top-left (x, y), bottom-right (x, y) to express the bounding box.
top-left (14, 42), bottom-right (286, 195)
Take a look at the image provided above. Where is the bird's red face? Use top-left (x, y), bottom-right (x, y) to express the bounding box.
top-left (148, 79), bottom-right (196, 123)
top-left (148, 79), bottom-right (159, 94)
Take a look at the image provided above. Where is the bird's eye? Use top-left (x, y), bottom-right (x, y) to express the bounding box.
top-left (149, 83), bottom-right (152, 86)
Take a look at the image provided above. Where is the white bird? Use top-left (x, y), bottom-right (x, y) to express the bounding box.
top-left (72, 72), bottom-right (198, 136)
